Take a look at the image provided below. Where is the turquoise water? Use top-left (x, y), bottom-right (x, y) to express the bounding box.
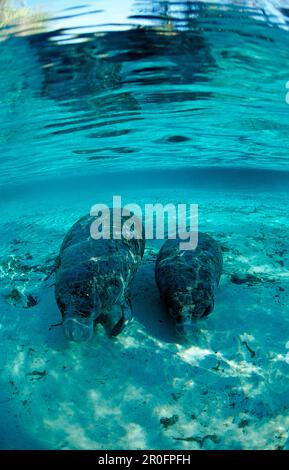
top-left (1, 0), bottom-right (289, 450)
top-left (1, 0), bottom-right (289, 185)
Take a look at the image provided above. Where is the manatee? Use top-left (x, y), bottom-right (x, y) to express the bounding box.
top-left (155, 232), bottom-right (222, 334)
top-left (54, 211), bottom-right (145, 342)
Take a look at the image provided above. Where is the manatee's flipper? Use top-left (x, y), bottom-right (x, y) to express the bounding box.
top-left (108, 301), bottom-right (132, 337)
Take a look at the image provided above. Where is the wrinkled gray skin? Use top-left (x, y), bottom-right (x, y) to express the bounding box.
top-left (55, 212), bottom-right (145, 342)
top-left (155, 233), bottom-right (223, 334)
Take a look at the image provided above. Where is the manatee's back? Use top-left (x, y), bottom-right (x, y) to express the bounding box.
top-left (55, 214), bottom-right (95, 315)
top-left (59, 214), bottom-right (92, 255)
top-left (55, 212), bottom-right (145, 315)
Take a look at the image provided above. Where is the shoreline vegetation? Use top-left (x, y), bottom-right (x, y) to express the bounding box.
top-left (0, 0), bottom-right (48, 38)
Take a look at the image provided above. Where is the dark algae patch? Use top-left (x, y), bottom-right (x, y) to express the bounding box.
top-left (174, 434), bottom-right (220, 448)
top-left (26, 370), bottom-right (47, 381)
top-left (160, 415), bottom-right (179, 429)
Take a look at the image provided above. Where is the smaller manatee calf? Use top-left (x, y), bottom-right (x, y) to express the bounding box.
top-left (55, 211), bottom-right (145, 342)
top-left (155, 232), bottom-right (222, 334)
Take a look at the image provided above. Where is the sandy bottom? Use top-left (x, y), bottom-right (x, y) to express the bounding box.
top-left (1, 185), bottom-right (289, 450)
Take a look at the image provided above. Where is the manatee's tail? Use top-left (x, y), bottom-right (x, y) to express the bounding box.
top-left (63, 315), bottom-right (94, 342)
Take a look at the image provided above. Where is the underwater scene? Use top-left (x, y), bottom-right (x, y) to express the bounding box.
top-left (1, 0), bottom-right (289, 451)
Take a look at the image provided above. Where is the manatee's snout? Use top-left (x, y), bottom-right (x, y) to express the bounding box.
top-left (174, 291), bottom-right (214, 319)
top-left (63, 317), bottom-right (94, 342)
